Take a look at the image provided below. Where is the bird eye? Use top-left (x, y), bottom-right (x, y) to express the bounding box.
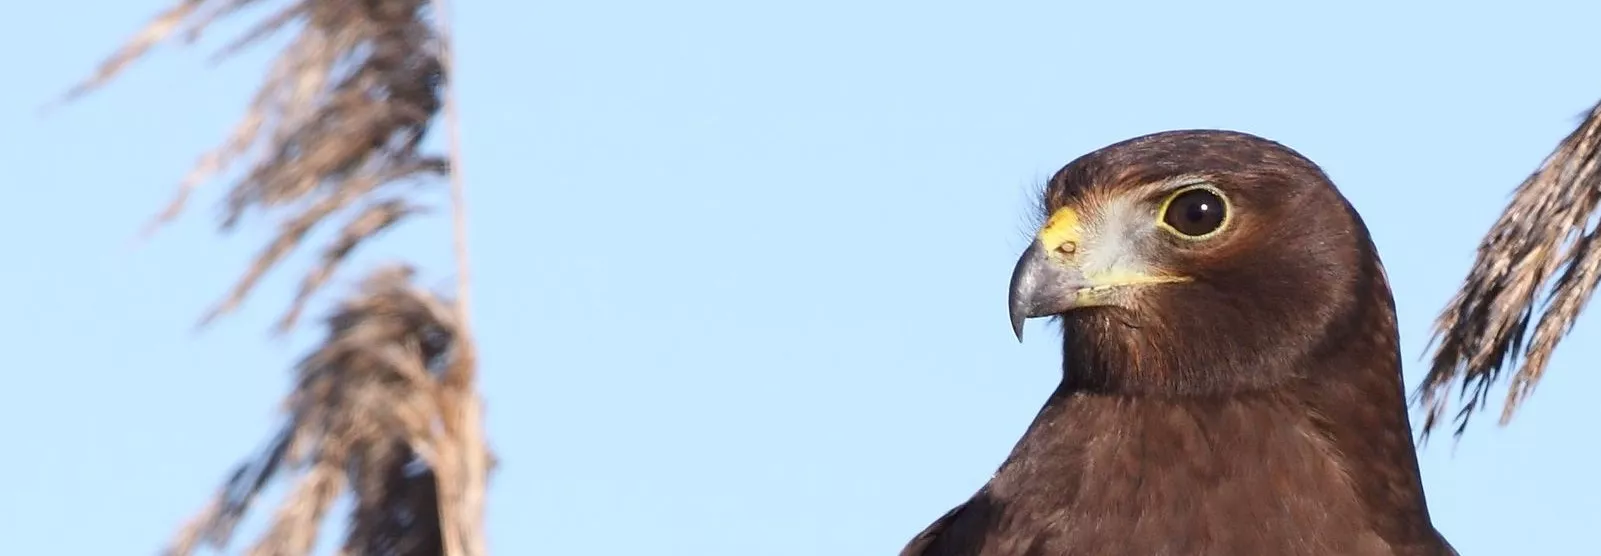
top-left (1159, 186), bottom-right (1229, 239)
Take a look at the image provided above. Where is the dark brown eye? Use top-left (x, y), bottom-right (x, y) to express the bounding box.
top-left (1161, 187), bottom-right (1228, 238)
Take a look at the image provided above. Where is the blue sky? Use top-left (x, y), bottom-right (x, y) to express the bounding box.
top-left (4, 1), bottom-right (1600, 554)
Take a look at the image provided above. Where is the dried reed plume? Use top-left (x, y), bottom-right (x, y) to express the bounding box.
top-left (57, 0), bottom-right (490, 554)
top-left (1417, 100), bottom-right (1601, 439)
top-left (168, 266), bottom-right (454, 556)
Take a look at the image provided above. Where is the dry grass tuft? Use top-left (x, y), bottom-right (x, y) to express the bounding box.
top-left (166, 266), bottom-right (455, 556)
top-left (62, 0), bottom-right (449, 333)
top-left (1417, 100), bottom-right (1601, 438)
top-left (58, 0), bottom-right (490, 554)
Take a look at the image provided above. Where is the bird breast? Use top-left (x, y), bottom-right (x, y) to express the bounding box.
top-left (977, 391), bottom-right (1387, 555)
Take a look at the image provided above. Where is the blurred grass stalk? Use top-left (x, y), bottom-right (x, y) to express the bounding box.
top-left (55, 1), bottom-right (491, 554)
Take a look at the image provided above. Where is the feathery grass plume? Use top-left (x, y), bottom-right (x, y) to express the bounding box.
top-left (58, 0), bottom-right (490, 554)
top-left (1416, 100), bottom-right (1601, 439)
top-left (167, 266), bottom-right (455, 556)
top-left (60, 0), bottom-right (450, 332)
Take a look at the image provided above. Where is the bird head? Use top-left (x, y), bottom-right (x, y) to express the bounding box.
top-left (1009, 130), bottom-right (1388, 395)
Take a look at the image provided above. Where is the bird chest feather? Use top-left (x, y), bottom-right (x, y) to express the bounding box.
top-left (979, 393), bottom-right (1383, 556)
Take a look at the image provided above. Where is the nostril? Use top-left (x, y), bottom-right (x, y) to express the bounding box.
top-left (1055, 242), bottom-right (1078, 256)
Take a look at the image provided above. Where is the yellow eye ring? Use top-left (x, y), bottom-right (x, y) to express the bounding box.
top-left (1156, 184), bottom-right (1231, 240)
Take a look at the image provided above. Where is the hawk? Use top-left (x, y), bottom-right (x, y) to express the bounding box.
top-left (903, 130), bottom-right (1456, 556)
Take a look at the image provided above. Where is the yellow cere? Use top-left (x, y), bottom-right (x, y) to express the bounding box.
top-left (1037, 204), bottom-right (1192, 296)
top-left (1037, 207), bottom-right (1082, 255)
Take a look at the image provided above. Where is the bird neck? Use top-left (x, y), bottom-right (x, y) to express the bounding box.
top-left (985, 377), bottom-right (1441, 553)
top-left (1026, 299), bottom-right (1439, 543)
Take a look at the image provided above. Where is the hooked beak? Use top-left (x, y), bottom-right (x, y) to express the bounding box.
top-left (1007, 206), bottom-right (1186, 341)
top-left (1008, 238), bottom-right (1095, 341)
